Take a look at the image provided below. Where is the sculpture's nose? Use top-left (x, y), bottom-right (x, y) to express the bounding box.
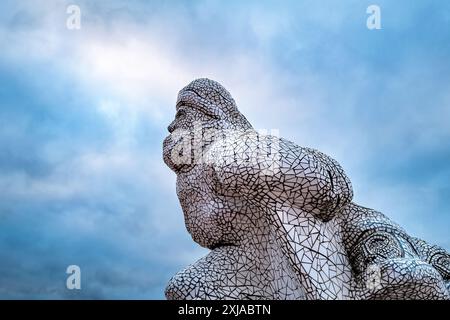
top-left (168, 121), bottom-right (176, 133)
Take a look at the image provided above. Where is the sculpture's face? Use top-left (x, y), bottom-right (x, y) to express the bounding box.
top-left (163, 78), bottom-right (251, 173)
top-left (163, 92), bottom-right (222, 173)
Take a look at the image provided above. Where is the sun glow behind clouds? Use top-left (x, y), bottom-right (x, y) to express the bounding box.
top-left (78, 37), bottom-right (192, 106)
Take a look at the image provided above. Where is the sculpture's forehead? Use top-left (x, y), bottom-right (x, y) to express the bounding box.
top-left (176, 78), bottom-right (236, 112)
top-left (182, 78), bottom-right (231, 98)
top-left (176, 90), bottom-right (201, 107)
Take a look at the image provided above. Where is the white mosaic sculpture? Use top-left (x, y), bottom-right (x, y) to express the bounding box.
top-left (163, 78), bottom-right (450, 300)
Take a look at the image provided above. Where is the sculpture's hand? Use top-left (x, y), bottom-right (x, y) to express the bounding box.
top-left (206, 130), bottom-right (353, 221)
top-left (341, 204), bottom-right (450, 299)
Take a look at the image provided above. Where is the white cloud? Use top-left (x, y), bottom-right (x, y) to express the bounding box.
top-left (75, 34), bottom-right (193, 110)
top-left (0, 0), bottom-right (319, 130)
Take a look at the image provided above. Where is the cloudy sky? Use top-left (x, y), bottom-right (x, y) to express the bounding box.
top-left (0, 0), bottom-right (449, 299)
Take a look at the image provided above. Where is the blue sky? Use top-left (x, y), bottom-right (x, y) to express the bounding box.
top-left (0, 0), bottom-right (449, 299)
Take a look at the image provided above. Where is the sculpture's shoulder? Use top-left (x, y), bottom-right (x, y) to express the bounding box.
top-left (204, 130), bottom-right (271, 159)
top-left (203, 130), bottom-right (311, 173)
top-left (202, 130), bottom-right (288, 196)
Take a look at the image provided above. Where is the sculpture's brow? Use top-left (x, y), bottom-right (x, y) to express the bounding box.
top-left (176, 97), bottom-right (195, 111)
top-left (176, 89), bottom-right (202, 109)
top-left (176, 93), bottom-right (217, 117)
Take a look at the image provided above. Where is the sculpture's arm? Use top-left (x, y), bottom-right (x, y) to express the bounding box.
top-left (207, 131), bottom-right (353, 221)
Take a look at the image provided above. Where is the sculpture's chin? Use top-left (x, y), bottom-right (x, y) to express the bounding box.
top-left (163, 135), bottom-right (195, 174)
top-left (163, 135), bottom-right (180, 173)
